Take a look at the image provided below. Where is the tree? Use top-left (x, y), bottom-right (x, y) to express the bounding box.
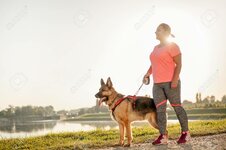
top-left (199, 93), bottom-right (202, 102)
top-left (44, 106), bottom-right (55, 116)
top-left (5, 105), bottom-right (15, 118)
top-left (196, 93), bottom-right (199, 103)
top-left (0, 105), bottom-right (57, 118)
top-left (15, 106), bottom-right (22, 117)
top-left (210, 95), bottom-right (215, 103)
top-left (0, 110), bottom-right (6, 117)
top-left (21, 105), bottom-right (33, 116)
top-left (203, 96), bottom-right (210, 104)
top-left (37, 106), bottom-right (45, 116)
top-left (78, 108), bottom-right (85, 116)
top-left (222, 95), bottom-right (226, 104)
top-left (196, 93), bottom-right (202, 103)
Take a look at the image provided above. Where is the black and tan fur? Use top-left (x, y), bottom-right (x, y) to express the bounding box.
top-left (95, 77), bottom-right (159, 147)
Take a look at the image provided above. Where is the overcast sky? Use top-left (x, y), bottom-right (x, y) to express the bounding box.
top-left (0, 0), bottom-right (225, 111)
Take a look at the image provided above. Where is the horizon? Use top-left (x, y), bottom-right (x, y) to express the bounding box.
top-left (0, 0), bottom-right (226, 111)
top-left (0, 92), bottom-right (225, 112)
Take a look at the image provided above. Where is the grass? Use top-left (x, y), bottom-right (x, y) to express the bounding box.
top-left (0, 119), bottom-right (226, 149)
top-left (168, 113), bottom-right (226, 120)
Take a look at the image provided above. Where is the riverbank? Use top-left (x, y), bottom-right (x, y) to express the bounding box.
top-left (63, 108), bottom-right (226, 121)
top-left (0, 119), bottom-right (225, 149)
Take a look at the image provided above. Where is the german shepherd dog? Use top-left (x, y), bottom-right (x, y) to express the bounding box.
top-left (95, 77), bottom-right (159, 147)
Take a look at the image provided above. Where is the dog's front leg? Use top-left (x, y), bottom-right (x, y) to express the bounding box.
top-left (118, 123), bottom-right (125, 146)
top-left (124, 122), bottom-right (132, 147)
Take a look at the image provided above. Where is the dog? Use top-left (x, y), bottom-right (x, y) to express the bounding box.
top-left (95, 77), bottom-right (159, 147)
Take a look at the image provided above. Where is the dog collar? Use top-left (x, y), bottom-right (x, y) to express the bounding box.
top-left (108, 96), bottom-right (117, 108)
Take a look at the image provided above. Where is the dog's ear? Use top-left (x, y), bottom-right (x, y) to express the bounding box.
top-left (101, 78), bottom-right (105, 86)
top-left (106, 77), bottom-right (113, 88)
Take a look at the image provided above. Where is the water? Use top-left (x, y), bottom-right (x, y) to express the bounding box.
top-left (0, 120), bottom-right (182, 139)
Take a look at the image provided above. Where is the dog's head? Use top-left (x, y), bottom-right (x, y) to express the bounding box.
top-left (95, 77), bottom-right (116, 106)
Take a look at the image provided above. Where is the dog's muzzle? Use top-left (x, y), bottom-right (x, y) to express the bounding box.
top-left (95, 93), bottom-right (100, 98)
top-left (95, 92), bottom-right (107, 106)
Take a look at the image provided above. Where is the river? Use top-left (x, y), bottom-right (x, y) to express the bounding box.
top-left (0, 120), bottom-right (185, 139)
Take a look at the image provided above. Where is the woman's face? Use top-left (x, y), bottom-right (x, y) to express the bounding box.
top-left (155, 26), bottom-right (169, 41)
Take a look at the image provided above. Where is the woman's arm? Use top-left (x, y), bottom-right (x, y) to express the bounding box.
top-left (171, 54), bottom-right (182, 88)
top-left (145, 65), bottom-right (152, 77)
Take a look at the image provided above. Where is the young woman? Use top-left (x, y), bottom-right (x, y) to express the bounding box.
top-left (143, 23), bottom-right (190, 145)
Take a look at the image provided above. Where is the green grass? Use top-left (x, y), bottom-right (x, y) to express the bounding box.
top-left (168, 108), bottom-right (226, 115)
top-left (0, 119), bottom-right (226, 149)
top-left (168, 113), bottom-right (226, 120)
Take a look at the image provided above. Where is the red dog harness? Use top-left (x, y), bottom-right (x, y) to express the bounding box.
top-left (111, 95), bottom-right (137, 112)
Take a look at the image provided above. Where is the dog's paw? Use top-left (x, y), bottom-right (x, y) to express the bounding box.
top-left (115, 142), bottom-right (124, 146)
top-left (123, 144), bottom-right (131, 147)
top-left (114, 143), bottom-right (120, 146)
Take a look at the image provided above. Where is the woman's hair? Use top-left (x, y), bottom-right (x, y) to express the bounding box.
top-left (159, 23), bottom-right (175, 38)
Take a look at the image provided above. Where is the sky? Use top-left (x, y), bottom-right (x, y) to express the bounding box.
top-left (0, 0), bottom-right (225, 111)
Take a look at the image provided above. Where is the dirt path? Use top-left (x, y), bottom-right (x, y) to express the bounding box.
top-left (96, 133), bottom-right (226, 150)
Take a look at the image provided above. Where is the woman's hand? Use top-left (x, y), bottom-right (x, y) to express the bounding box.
top-left (171, 80), bottom-right (178, 88)
top-left (144, 73), bottom-right (150, 78)
top-left (143, 73), bottom-right (150, 85)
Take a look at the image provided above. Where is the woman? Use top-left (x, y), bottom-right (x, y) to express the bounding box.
top-left (143, 23), bottom-right (190, 145)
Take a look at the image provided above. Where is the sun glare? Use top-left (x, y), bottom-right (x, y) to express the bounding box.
top-left (167, 36), bottom-right (175, 43)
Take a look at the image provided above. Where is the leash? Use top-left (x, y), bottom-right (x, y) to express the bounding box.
top-left (134, 83), bottom-right (144, 96)
top-left (112, 78), bottom-right (147, 112)
top-left (134, 76), bottom-right (150, 96)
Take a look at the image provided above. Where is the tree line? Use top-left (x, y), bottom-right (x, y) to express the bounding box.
top-left (196, 93), bottom-right (226, 104)
top-left (1, 94), bottom-right (226, 119)
top-left (0, 105), bottom-right (56, 119)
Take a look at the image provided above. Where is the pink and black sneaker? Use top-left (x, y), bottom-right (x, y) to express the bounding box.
top-left (177, 131), bottom-right (191, 144)
top-left (152, 134), bottom-right (168, 145)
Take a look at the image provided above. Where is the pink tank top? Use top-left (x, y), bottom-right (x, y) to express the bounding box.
top-left (150, 42), bottom-right (181, 83)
